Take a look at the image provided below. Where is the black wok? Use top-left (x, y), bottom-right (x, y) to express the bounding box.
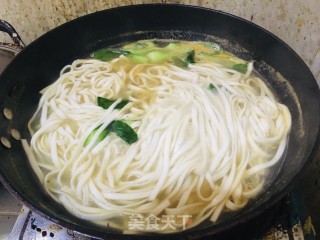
top-left (0, 4), bottom-right (319, 239)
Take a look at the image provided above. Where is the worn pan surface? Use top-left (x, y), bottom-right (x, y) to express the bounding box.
top-left (0, 4), bottom-right (319, 239)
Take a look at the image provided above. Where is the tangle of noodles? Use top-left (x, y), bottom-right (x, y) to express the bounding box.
top-left (23, 41), bottom-right (291, 233)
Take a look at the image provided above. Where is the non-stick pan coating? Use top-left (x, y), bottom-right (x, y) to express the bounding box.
top-left (0, 4), bottom-right (319, 239)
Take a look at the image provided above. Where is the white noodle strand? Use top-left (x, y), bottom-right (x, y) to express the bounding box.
top-left (23, 56), bottom-right (291, 233)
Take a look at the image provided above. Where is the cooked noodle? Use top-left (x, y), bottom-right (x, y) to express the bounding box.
top-left (23, 42), bottom-right (291, 232)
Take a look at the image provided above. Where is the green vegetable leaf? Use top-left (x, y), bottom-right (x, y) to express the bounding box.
top-left (172, 57), bottom-right (187, 68)
top-left (208, 83), bottom-right (216, 90)
top-left (114, 100), bottom-right (129, 109)
top-left (147, 51), bottom-right (168, 63)
top-left (84, 125), bottom-right (110, 147)
top-left (93, 49), bottom-right (130, 61)
top-left (126, 54), bottom-right (149, 63)
top-left (122, 41), bottom-right (157, 55)
top-left (232, 63), bottom-right (248, 74)
top-left (109, 120), bottom-right (138, 144)
top-left (97, 97), bottom-right (129, 110)
top-left (84, 120), bottom-right (138, 147)
top-left (184, 50), bottom-right (195, 64)
top-left (171, 50), bottom-right (195, 68)
top-left (166, 42), bottom-right (181, 49)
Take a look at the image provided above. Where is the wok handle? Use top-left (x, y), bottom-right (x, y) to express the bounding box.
top-left (0, 19), bottom-right (26, 49)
